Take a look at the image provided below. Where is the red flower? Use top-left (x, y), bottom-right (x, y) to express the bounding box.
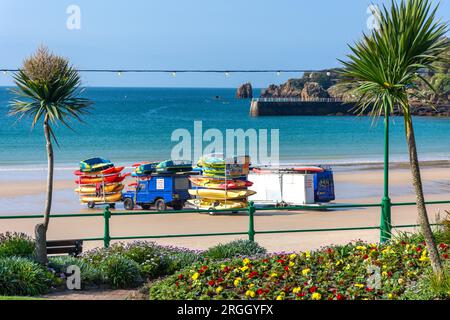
top-left (263, 259), bottom-right (269, 263)
top-left (178, 274), bottom-right (183, 280)
top-left (443, 253), bottom-right (449, 259)
top-left (309, 286), bottom-right (317, 293)
top-left (208, 280), bottom-right (215, 286)
top-left (416, 246), bottom-right (422, 252)
top-left (217, 277), bottom-right (224, 283)
top-left (336, 294), bottom-right (344, 300)
top-left (297, 292), bottom-right (305, 297)
top-left (327, 248), bottom-right (333, 254)
top-left (439, 243), bottom-right (447, 250)
top-left (202, 266), bottom-right (208, 271)
top-left (366, 287), bottom-right (374, 292)
top-left (284, 266), bottom-right (289, 271)
top-left (363, 254), bottom-right (369, 260)
top-left (223, 266), bottom-right (230, 273)
top-left (175, 281), bottom-right (179, 287)
top-left (248, 271), bottom-right (258, 279)
top-left (257, 289), bottom-right (264, 295)
top-left (277, 259), bottom-right (285, 264)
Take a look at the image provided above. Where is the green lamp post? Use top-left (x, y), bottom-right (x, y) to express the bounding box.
top-left (380, 110), bottom-right (392, 242)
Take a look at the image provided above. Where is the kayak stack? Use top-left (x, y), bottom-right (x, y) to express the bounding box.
top-left (74, 157), bottom-right (127, 208)
top-left (187, 155), bottom-right (256, 212)
top-left (131, 160), bottom-right (192, 179)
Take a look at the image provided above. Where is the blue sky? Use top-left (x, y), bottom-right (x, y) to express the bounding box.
top-left (0, 0), bottom-right (448, 87)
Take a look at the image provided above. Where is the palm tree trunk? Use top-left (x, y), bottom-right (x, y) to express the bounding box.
top-left (35, 115), bottom-right (54, 265)
top-left (405, 118), bottom-right (443, 275)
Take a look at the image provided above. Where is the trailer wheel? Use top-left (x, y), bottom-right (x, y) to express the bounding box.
top-left (87, 201), bottom-right (95, 209)
top-left (109, 203), bottom-right (116, 209)
top-left (124, 198), bottom-right (134, 210)
top-left (209, 208), bottom-right (216, 215)
top-left (141, 204), bottom-right (151, 210)
top-left (155, 199), bottom-right (167, 211)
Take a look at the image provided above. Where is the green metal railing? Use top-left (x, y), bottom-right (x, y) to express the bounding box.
top-left (0, 199), bottom-right (449, 248)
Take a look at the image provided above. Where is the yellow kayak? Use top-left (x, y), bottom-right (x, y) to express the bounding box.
top-left (188, 188), bottom-right (256, 199)
top-left (80, 192), bottom-right (122, 203)
top-left (75, 183), bottom-right (124, 194)
top-left (187, 199), bottom-right (247, 210)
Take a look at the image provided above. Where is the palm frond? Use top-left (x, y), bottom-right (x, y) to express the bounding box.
top-left (8, 49), bottom-right (93, 144)
top-left (338, 0), bottom-right (448, 118)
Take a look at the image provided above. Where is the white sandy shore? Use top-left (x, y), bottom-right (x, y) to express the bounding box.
top-left (0, 162), bottom-right (449, 252)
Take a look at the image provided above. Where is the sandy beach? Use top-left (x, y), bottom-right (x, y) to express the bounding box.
top-left (0, 161), bottom-right (449, 253)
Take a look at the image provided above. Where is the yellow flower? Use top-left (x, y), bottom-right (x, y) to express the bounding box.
top-left (311, 292), bottom-right (322, 300)
top-left (289, 261), bottom-right (295, 267)
top-left (382, 271), bottom-right (388, 277)
top-left (249, 283), bottom-right (255, 288)
top-left (292, 287), bottom-right (302, 294)
top-left (336, 260), bottom-right (343, 266)
top-left (245, 290), bottom-right (256, 298)
top-left (289, 253), bottom-right (297, 260)
top-left (271, 273), bottom-right (278, 278)
top-left (302, 268), bottom-right (311, 276)
top-left (354, 284), bottom-right (365, 289)
top-left (387, 293), bottom-right (394, 300)
top-left (305, 251), bottom-right (311, 258)
top-left (240, 266), bottom-right (249, 272)
top-left (234, 277), bottom-right (242, 287)
top-left (191, 272), bottom-right (199, 280)
top-left (216, 286), bottom-right (223, 294)
top-left (276, 295), bottom-right (284, 300)
top-left (243, 258), bottom-right (251, 265)
top-left (356, 246), bottom-right (366, 250)
top-left (398, 278), bottom-right (405, 285)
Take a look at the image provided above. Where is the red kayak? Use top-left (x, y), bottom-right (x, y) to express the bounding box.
top-left (74, 166), bottom-right (125, 176)
top-left (75, 173), bottom-right (127, 184)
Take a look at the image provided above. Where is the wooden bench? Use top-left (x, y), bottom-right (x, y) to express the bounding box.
top-left (46, 240), bottom-right (83, 257)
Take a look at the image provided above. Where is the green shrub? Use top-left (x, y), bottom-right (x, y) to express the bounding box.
top-left (204, 240), bottom-right (266, 260)
top-left (402, 264), bottom-right (450, 300)
top-left (100, 254), bottom-right (142, 289)
top-left (48, 256), bottom-right (102, 287)
top-left (0, 257), bottom-right (53, 296)
top-left (81, 241), bottom-right (201, 279)
top-left (0, 232), bottom-right (35, 258)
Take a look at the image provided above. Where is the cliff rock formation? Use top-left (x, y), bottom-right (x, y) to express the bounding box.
top-left (301, 82), bottom-right (330, 99)
top-left (236, 83), bottom-right (253, 99)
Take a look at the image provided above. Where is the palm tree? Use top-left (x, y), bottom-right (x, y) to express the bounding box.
top-left (339, 0), bottom-right (448, 275)
top-left (9, 46), bottom-right (92, 264)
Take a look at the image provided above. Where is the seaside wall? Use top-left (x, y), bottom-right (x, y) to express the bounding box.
top-left (249, 100), bottom-right (356, 117)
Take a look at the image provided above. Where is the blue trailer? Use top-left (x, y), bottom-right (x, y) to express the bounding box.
top-left (122, 174), bottom-right (191, 211)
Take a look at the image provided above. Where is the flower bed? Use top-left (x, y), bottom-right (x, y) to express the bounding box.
top-left (149, 239), bottom-right (449, 300)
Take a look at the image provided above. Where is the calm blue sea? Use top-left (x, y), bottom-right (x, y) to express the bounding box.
top-left (1, 87), bottom-right (449, 170)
